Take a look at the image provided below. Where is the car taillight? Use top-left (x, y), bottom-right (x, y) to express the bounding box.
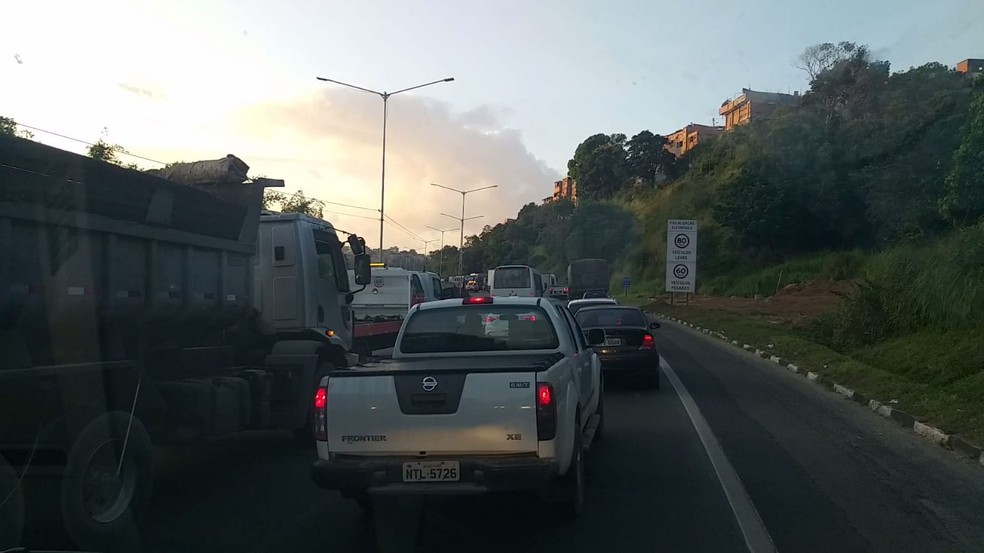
top-left (536, 383), bottom-right (557, 440)
top-left (641, 334), bottom-right (655, 350)
top-left (313, 387), bottom-right (328, 441)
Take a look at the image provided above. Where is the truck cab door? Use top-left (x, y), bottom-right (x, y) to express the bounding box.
top-left (311, 228), bottom-right (352, 342)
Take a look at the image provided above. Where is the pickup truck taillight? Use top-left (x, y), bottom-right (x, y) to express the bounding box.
top-left (313, 387), bottom-right (327, 441)
top-left (641, 334), bottom-right (655, 350)
top-left (536, 383), bottom-right (557, 440)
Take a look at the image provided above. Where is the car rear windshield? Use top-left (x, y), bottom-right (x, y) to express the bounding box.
top-left (568, 300), bottom-right (614, 315)
top-left (575, 308), bottom-right (646, 327)
top-left (400, 305), bottom-right (559, 353)
top-left (494, 267), bottom-right (531, 288)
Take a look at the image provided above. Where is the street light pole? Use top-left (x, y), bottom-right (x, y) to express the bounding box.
top-left (432, 183), bottom-right (497, 276)
top-left (426, 226), bottom-right (458, 276)
top-left (420, 238), bottom-right (438, 272)
top-left (316, 75), bottom-right (455, 261)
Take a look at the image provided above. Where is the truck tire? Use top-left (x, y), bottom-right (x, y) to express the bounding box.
top-left (557, 415), bottom-right (585, 520)
top-left (354, 492), bottom-right (373, 515)
top-left (60, 412), bottom-right (153, 552)
top-left (0, 453), bottom-right (25, 549)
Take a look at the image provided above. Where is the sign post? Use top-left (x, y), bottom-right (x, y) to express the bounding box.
top-left (622, 276), bottom-right (631, 297)
top-left (665, 219), bottom-right (698, 300)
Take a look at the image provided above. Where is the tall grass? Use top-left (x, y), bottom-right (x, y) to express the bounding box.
top-left (700, 250), bottom-right (867, 297)
top-left (815, 224), bottom-right (984, 349)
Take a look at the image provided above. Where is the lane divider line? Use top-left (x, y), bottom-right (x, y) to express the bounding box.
top-left (661, 357), bottom-right (777, 553)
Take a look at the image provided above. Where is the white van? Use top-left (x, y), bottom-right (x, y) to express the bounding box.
top-left (416, 271), bottom-right (445, 302)
top-left (490, 265), bottom-right (543, 298)
top-left (347, 267), bottom-right (428, 320)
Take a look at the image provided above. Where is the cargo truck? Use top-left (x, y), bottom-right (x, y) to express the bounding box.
top-left (0, 135), bottom-right (373, 551)
top-left (567, 259), bottom-right (610, 300)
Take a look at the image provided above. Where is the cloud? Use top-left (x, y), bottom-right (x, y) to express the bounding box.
top-left (229, 90), bottom-right (560, 249)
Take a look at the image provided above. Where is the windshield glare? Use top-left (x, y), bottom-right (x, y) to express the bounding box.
top-left (400, 306), bottom-right (558, 353)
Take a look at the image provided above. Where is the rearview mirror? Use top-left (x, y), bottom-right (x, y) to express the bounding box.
top-left (649, 321), bottom-right (661, 329)
top-left (586, 328), bottom-right (605, 346)
top-left (353, 253), bottom-right (371, 285)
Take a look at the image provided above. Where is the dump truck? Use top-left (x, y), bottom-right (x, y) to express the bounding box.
top-left (0, 134), bottom-right (371, 551)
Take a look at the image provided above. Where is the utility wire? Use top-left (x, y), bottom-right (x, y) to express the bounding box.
top-left (15, 122), bottom-right (169, 166)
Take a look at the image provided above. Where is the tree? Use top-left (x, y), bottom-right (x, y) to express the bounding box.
top-left (262, 189), bottom-right (325, 219)
top-left (87, 138), bottom-right (125, 164)
top-left (939, 93), bottom-right (984, 225)
top-left (567, 133), bottom-right (628, 200)
top-left (795, 42), bottom-right (863, 81)
top-left (0, 116), bottom-right (35, 139)
top-left (626, 130), bottom-right (678, 185)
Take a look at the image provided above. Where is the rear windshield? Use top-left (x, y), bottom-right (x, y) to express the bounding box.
top-left (576, 308), bottom-right (647, 327)
top-left (400, 305), bottom-right (559, 353)
top-left (494, 267), bottom-right (531, 288)
top-left (568, 300), bottom-right (615, 315)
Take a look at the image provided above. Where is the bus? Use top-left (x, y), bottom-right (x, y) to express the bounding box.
top-left (490, 265), bottom-right (543, 297)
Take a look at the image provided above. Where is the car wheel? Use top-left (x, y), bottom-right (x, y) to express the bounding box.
top-left (60, 411), bottom-right (153, 552)
top-left (594, 378), bottom-right (605, 442)
top-left (559, 417), bottom-right (585, 520)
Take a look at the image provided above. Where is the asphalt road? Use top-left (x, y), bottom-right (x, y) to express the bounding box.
top-left (23, 321), bottom-right (984, 553)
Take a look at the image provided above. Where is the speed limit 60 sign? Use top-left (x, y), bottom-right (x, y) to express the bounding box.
top-left (666, 219), bottom-right (697, 293)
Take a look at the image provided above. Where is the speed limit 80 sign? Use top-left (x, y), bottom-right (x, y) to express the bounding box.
top-left (666, 219), bottom-right (697, 293)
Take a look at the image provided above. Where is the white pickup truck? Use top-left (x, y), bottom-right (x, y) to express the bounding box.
top-left (310, 296), bottom-right (605, 517)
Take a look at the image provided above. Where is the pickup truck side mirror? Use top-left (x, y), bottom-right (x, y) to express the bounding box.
top-left (353, 253), bottom-right (371, 285)
top-left (649, 321), bottom-right (661, 329)
top-left (586, 328), bottom-right (605, 346)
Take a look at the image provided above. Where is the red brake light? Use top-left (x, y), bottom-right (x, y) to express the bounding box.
top-left (641, 334), bottom-right (655, 350)
top-left (537, 383), bottom-right (553, 406)
top-left (464, 296), bottom-right (492, 304)
top-left (313, 387), bottom-right (328, 441)
top-left (314, 387), bottom-right (327, 409)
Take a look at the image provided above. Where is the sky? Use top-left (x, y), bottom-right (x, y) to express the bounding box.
top-left (2, 0), bottom-right (982, 250)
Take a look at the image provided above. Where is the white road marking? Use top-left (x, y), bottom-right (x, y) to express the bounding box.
top-left (661, 357), bottom-right (777, 553)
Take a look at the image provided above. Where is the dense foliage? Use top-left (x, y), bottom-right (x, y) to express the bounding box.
top-left (456, 44), bottom-right (983, 294)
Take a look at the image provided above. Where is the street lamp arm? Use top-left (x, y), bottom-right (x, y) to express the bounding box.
top-left (440, 212), bottom-right (460, 221)
top-left (390, 77), bottom-right (455, 96)
top-left (431, 182), bottom-right (464, 195)
top-left (315, 77), bottom-right (383, 96)
top-left (465, 184), bottom-right (499, 194)
top-left (462, 215), bottom-right (484, 221)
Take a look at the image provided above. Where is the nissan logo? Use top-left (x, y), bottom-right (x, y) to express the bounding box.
top-left (421, 376), bottom-right (438, 392)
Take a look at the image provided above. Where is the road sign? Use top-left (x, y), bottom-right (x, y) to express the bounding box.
top-left (622, 277), bottom-right (631, 289)
top-left (666, 219), bottom-right (697, 293)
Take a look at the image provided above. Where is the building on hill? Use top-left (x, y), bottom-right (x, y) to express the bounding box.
top-left (956, 58), bottom-right (984, 79)
top-left (549, 177), bottom-right (577, 203)
top-left (719, 88), bottom-right (800, 130)
top-left (665, 123), bottom-right (724, 157)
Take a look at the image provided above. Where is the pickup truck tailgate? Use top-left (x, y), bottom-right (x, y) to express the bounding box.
top-left (326, 355), bottom-right (558, 455)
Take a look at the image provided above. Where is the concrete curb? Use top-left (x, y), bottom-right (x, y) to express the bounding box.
top-left (654, 312), bottom-right (984, 468)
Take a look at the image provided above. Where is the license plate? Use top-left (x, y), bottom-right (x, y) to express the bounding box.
top-left (402, 461), bottom-right (460, 482)
top-left (604, 337), bottom-right (622, 346)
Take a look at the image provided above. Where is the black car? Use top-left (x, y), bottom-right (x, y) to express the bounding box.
top-left (575, 305), bottom-right (661, 388)
top-left (581, 290), bottom-right (609, 299)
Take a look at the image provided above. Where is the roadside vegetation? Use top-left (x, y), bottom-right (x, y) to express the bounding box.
top-left (445, 42), bottom-right (984, 445)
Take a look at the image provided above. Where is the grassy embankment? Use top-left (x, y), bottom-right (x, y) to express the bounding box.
top-left (632, 228), bottom-right (984, 445)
